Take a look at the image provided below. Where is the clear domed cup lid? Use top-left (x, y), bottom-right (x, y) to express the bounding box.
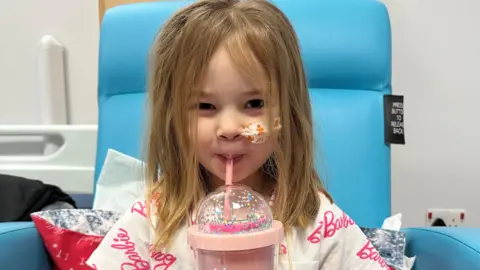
top-left (195, 184), bottom-right (273, 235)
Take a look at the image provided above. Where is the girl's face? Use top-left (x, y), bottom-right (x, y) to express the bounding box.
top-left (196, 47), bottom-right (276, 190)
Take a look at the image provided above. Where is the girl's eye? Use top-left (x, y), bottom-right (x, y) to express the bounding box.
top-left (198, 103), bottom-right (215, 110)
top-left (246, 99), bottom-right (264, 109)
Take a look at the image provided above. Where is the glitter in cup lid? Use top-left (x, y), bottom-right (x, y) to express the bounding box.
top-left (195, 184), bottom-right (273, 234)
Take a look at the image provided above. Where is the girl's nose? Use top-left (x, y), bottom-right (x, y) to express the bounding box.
top-left (217, 117), bottom-right (243, 141)
top-left (217, 127), bottom-right (242, 141)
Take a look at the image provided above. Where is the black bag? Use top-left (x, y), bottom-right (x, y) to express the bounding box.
top-left (0, 174), bottom-right (76, 222)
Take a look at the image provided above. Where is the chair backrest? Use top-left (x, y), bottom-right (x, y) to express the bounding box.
top-left (96, 0), bottom-right (392, 227)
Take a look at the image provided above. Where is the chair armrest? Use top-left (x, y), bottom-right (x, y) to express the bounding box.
top-left (404, 227), bottom-right (480, 270)
top-left (0, 222), bottom-right (52, 269)
top-left (0, 125), bottom-right (97, 196)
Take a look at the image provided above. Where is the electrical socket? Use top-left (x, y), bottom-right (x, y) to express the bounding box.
top-left (426, 208), bottom-right (466, 227)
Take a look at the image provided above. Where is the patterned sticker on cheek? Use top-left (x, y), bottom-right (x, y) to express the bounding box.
top-left (241, 117), bottom-right (281, 144)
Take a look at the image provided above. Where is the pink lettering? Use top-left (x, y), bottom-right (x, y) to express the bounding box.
top-left (111, 228), bottom-right (150, 270)
top-left (280, 244), bottom-right (287, 255)
top-left (308, 210), bottom-right (355, 244)
top-left (307, 221), bottom-right (323, 243)
top-left (324, 210), bottom-right (355, 238)
top-left (356, 241), bottom-right (390, 269)
top-left (131, 201), bottom-right (147, 218)
top-left (149, 244), bottom-right (177, 270)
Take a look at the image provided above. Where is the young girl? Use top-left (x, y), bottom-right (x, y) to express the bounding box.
top-left (88, 0), bottom-right (390, 269)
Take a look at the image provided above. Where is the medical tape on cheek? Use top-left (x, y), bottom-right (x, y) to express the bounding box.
top-left (240, 117), bottom-right (282, 144)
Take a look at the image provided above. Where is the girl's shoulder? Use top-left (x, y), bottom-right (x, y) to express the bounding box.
top-left (306, 191), bottom-right (357, 245)
top-left (317, 190), bottom-right (334, 206)
top-left (285, 191), bottom-right (391, 269)
top-left (86, 194), bottom-right (185, 269)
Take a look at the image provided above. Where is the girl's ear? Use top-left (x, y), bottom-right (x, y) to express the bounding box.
top-left (273, 117), bottom-right (282, 130)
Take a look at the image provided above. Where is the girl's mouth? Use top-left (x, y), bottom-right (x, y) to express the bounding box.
top-left (217, 154), bottom-right (244, 164)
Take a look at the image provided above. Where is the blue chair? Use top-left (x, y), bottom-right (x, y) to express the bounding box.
top-left (1, 1), bottom-right (479, 269)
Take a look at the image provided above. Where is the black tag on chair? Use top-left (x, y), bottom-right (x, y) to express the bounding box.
top-left (384, 95), bottom-right (405, 144)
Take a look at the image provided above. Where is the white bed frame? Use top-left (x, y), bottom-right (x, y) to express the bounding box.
top-left (0, 125), bottom-right (97, 196)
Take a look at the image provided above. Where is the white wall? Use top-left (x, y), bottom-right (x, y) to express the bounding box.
top-left (383, 0), bottom-right (480, 227)
top-left (0, 0), bottom-right (99, 125)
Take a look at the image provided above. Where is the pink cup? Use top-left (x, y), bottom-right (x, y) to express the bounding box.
top-left (187, 185), bottom-right (284, 270)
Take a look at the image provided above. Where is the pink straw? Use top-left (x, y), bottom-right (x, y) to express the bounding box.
top-left (225, 158), bottom-right (233, 186)
top-left (224, 158), bottom-right (233, 220)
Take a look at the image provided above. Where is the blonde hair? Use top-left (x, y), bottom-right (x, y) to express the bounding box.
top-left (146, 0), bottom-right (331, 249)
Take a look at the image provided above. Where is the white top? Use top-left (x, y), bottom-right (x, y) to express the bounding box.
top-left (87, 193), bottom-right (391, 270)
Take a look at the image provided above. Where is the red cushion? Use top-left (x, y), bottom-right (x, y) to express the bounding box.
top-left (31, 209), bottom-right (120, 270)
